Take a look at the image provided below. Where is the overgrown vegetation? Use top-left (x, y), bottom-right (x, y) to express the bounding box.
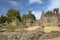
top-left (21, 11), bottom-right (36, 22)
top-left (0, 26), bottom-right (26, 29)
top-left (0, 9), bottom-right (36, 29)
top-left (0, 8), bottom-right (57, 29)
top-left (0, 9), bottom-right (36, 24)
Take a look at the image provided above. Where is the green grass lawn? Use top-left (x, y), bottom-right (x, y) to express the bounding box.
top-left (0, 26), bottom-right (26, 29)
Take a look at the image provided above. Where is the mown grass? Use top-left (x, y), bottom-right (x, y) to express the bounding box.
top-left (0, 26), bottom-right (26, 29)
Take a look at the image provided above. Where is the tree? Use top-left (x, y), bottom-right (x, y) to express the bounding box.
top-left (27, 11), bottom-right (36, 20)
top-left (6, 9), bottom-right (21, 22)
top-left (21, 14), bottom-right (27, 22)
top-left (46, 11), bottom-right (52, 16)
top-left (0, 15), bottom-right (7, 24)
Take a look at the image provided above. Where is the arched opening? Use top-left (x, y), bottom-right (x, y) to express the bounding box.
top-left (30, 21), bottom-right (33, 26)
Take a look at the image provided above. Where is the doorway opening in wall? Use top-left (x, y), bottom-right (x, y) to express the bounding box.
top-left (30, 21), bottom-right (33, 26)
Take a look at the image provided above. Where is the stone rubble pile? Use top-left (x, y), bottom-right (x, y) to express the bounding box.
top-left (0, 29), bottom-right (60, 40)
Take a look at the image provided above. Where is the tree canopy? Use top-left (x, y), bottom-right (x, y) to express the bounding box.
top-left (45, 11), bottom-right (52, 16)
top-left (27, 11), bottom-right (36, 20)
top-left (6, 9), bottom-right (21, 22)
top-left (21, 11), bottom-right (36, 22)
top-left (21, 14), bottom-right (27, 22)
top-left (0, 15), bottom-right (7, 24)
top-left (0, 9), bottom-right (36, 24)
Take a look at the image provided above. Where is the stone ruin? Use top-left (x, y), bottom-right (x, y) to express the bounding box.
top-left (5, 8), bottom-right (60, 27)
top-left (0, 28), bottom-right (60, 40)
top-left (40, 8), bottom-right (60, 27)
top-left (1, 8), bottom-right (60, 28)
top-left (0, 8), bottom-right (60, 40)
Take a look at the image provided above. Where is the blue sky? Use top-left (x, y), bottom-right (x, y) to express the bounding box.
top-left (0, 0), bottom-right (60, 20)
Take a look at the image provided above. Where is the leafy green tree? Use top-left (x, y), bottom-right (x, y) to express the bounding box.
top-left (21, 14), bottom-right (27, 22)
top-left (6, 9), bottom-right (21, 22)
top-left (27, 11), bottom-right (36, 20)
top-left (0, 15), bottom-right (7, 24)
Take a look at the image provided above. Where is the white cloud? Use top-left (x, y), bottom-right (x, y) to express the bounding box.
top-left (29, 0), bottom-right (43, 4)
top-left (32, 11), bottom-right (42, 20)
top-left (47, 0), bottom-right (60, 11)
top-left (8, 1), bottom-right (19, 7)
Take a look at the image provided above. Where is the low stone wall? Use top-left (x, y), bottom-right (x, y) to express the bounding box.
top-left (0, 27), bottom-right (60, 40)
top-left (39, 31), bottom-right (60, 40)
top-left (0, 29), bottom-right (44, 40)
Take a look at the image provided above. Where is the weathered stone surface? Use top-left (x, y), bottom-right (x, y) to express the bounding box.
top-left (0, 29), bottom-right (44, 40)
top-left (0, 30), bottom-right (60, 40)
top-left (39, 31), bottom-right (60, 40)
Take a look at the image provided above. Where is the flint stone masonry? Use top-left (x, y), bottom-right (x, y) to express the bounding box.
top-left (0, 29), bottom-right (60, 40)
top-left (0, 29), bottom-right (44, 40)
top-left (39, 31), bottom-right (60, 40)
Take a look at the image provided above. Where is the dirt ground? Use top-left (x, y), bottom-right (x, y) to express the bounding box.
top-left (44, 26), bottom-right (60, 33)
top-left (48, 37), bottom-right (60, 40)
top-left (24, 26), bottom-right (41, 31)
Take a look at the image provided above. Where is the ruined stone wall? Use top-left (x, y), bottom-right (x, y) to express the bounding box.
top-left (43, 16), bottom-right (58, 27)
top-left (40, 13), bottom-right (58, 27)
top-left (0, 29), bottom-right (60, 40)
top-left (0, 29), bottom-right (44, 40)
